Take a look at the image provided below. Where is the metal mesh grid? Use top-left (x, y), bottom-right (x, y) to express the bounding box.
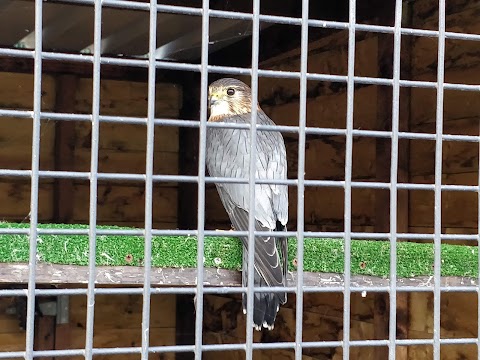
top-left (0, 0), bottom-right (478, 359)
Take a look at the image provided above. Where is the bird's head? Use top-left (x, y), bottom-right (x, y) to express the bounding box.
top-left (208, 78), bottom-right (259, 122)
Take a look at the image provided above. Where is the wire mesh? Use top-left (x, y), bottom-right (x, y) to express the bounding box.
top-left (0, 0), bottom-right (477, 359)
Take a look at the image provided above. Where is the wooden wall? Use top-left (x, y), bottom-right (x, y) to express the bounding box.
top-left (0, 72), bottom-right (181, 229)
top-left (0, 72), bottom-right (181, 358)
top-left (0, 294), bottom-right (177, 360)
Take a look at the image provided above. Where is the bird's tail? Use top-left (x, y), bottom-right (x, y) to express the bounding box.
top-left (242, 246), bottom-right (286, 331)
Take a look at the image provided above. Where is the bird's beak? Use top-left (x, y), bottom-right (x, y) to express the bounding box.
top-left (208, 93), bottom-right (219, 108)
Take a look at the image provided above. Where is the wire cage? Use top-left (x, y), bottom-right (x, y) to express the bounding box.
top-left (0, 0), bottom-right (479, 359)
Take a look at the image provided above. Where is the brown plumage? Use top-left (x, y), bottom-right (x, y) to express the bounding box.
top-left (206, 78), bottom-right (288, 330)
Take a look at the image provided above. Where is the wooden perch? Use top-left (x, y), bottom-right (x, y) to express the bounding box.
top-left (0, 263), bottom-right (476, 289)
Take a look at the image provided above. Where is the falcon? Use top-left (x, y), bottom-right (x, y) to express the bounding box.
top-left (206, 78), bottom-right (288, 330)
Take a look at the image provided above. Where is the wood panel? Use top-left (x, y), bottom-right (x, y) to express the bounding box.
top-left (412, 0), bottom-right (480, 76)
top-left (410, 68), bottom-right (480, 128)
top-left (73, 184), bottom-right (177, 223)
top-left (0, 332), bottom-right (26, 352)
top-left (69, 294), bottom-right (176, 360)
top-left (75, 78), bottom-right (181, 118)
top-left (0, 72), bottom-right (56, 110)
top-left (0, 181), bottom-right (177, 224)
top-left (0, 181), bottom-right (54, 221)
top-left (0, 72), bottom-right (182, 227)
top-left (286, 135), bottom-right (375, 181)
top-left (1, 131), bottom-right (179, 174)
top-left (0, 297), bottom-right (26, 352)
top-left (410, 118), bottom-right (479, 177)
top-left (262, 83), bottom-right (377, 130)
top-left (408, 292), bottom-right (478, 359)
top-left (203, 291), bottom-right (479, 360)
top-left (258, 31), bottom-right (377, 93)
top-left (70, 294), bottom-right (176, 330)
top-left (69, 328), bottom-right (175, 360)
top-left (74, 121), bottom-right (179, 154)
top-left (0, 117), bottom-right (56, 171)
top-left (74, 148), bottom-right (178, 175)
top-left (203, 293), bottom-right (377, 360)
top-left (410, 172), bottom-right (478, 229)
top-left (206, 184), bottom-right (375, 232)
top-left (230, 34), bottom-right (379, 121)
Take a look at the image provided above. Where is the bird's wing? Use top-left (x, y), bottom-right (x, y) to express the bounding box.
top-left (206, 112), bottom-right (288, 292)
top-left (208, 112), bottom-right (288, 229)
top-left (216, 186), bottom-right (286, 292)
top-left (257, 111), bottom-right (289, 226)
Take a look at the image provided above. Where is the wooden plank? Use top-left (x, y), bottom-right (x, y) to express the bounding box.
top-left (286, 135), bottom-right (376, 180)
top-left (0, 263), bottom-right (477, 288)
top-left (411, 66), bottom-right (480, 127)
top-left (0, 182), bottom-right (178, 224)
top-left (34, 314), bottom-right (55, 360)
top-left (0, 72), bottom-right (56, 110)
top-left (0, 298), bottom-right (25, 334)
top-left (0, 181), bottom-right (54, 221)
top-left (0, 117), bottom-right (56, 171)
top-left (202, 332), bottom-right (264, 360)
top-left (410, 172), bottom-right (478, 228)
top-left (206, 181), bottom-right (376, 231)
top-left (0, 149), bottom-right (179, 177)
top-left (0, 332), bottom-right (26, 351)
top-left (256, 35), bottom-right (377, 110)
top-left (75, 78), bottom-right (181, 118)
top-left (412, 0), bottom-right (479, 29)
top-left (53, 74), bottom-right (79, 223)
top-left (411, 0), bottom-right (480, 76)
top-left (55, 323), bottom-right (71, 360)
top-left (72, 184), bottom-right (177, 224)
top-left (263, 85), bottom-right (377, 130)
top-left (408, 291), bottom-right (478, 359)
top-left (74, 148), bottom-right (178, 175)
top-left (410, 118), bottom-right (479, 176)
top-left (75, 121), bottom-right (179, 154)
top-left (406, 342), bottom-right (476, 360)
top-left (290, 292), bottom-right (374, 323)
top-left (69, 327), bottom-right (175, 360)
top-left (0, 181), bottom-right (177, 228)
top-left (69, 294), bottom-right (175, 330)
top-left (203, 294), bottom-right (345, 359)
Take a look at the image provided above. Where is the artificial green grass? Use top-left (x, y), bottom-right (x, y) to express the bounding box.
top-left (0, 222), bottom-right (478, 278)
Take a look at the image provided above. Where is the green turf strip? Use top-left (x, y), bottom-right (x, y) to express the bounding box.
top-left (0, 222), bottom-right (477, 278)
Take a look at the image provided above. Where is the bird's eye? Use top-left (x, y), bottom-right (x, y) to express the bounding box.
top-left (226, 88), bottom-right (235, 96)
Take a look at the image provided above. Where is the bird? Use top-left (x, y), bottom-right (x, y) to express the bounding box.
top-left (205, 77), bottom-right (288, 331)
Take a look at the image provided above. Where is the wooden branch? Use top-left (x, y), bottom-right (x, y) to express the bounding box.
top-left (0, 263), bottom-right (476, 289)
